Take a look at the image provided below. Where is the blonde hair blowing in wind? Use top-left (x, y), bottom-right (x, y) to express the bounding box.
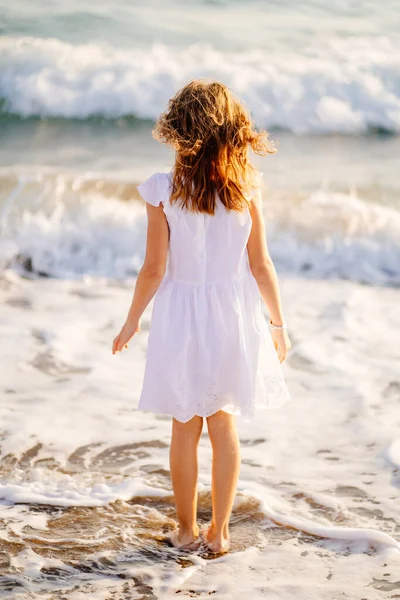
top-left (152, 80), bottom-right (275, 214)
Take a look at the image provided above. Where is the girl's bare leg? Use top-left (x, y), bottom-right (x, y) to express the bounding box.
top-left (169, 415), bottom-right (203, 547)
top-left (204, 410), bottom-right (241, 552)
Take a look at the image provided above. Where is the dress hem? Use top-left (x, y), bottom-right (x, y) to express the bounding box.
top-left (136, 393), bottom-right (291, 424)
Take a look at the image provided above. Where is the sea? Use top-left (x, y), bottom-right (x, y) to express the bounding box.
top-left (0, 1), bottom-right (400, 598)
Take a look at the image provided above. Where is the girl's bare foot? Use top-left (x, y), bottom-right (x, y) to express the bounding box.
top-left (200, 524), bottom-right (230, 553)
top-left (166, 527), bottom-right (202, 551)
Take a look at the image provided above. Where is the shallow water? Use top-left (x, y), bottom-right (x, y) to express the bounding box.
top-left (1, 274), bottom-right (399, 598)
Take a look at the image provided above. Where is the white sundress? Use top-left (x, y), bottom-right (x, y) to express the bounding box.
top-left (136, 171), bottom-right (290, 423)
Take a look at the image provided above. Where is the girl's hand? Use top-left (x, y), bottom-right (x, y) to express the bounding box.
top-left (270, 328), bottom-right (291, 363)
top-left (112, 320), bottom-right (141, 354)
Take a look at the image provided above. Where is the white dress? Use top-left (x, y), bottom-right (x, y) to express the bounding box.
top-left (136, 171), bottom-right (290, 423)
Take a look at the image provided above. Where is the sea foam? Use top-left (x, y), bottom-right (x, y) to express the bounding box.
top-left (1, 36), bottom-right (400, 133)
top-left (1, 171), bottom-right (400, 285)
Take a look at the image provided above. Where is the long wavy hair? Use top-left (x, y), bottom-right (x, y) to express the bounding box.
top-left (152, 80), bottom-right (275, 214)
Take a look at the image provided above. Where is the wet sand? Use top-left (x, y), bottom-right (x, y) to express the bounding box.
top-left (0, 272), bottom-right (399, 599)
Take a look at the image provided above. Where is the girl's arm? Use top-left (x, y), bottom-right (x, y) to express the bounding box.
top-left (112, 203), bottom-right (169, 354)
top-left (247, 188), bottom-right (291, 362)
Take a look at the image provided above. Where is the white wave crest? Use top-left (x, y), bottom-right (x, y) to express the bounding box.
top-left (1, 172), bottom-right (399, 285)
top-left (1, 36), bottom-right (400, 133)
top-left (0, 172), bottom-right (147, 278)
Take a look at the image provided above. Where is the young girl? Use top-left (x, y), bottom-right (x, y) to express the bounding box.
top-left (112, 80), bottom-right (291, 554)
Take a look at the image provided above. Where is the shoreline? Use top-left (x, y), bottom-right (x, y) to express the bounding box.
top-left (1, 273), bottom-right (399, 596)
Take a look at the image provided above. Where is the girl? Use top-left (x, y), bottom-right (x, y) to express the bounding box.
top-left (112, 80), bottom-right (291, 554)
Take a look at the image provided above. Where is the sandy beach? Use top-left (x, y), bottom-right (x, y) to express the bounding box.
top-left (1, 270), bottom-right (399, 599)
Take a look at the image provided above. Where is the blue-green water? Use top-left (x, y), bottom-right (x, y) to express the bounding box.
top-left (1, 0), bottom-right (399, 131)
top-left (0, 0), bottom-right (399, 284)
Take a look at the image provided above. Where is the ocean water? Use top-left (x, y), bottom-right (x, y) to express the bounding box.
top-left (1, 274), bottom-right (400, 598)
top-left (1, 2), bottom-right (400, 598)
top-left (1, 0), bottom-right (400, 132)
top-left (1, 0), bottom-right (400, 284)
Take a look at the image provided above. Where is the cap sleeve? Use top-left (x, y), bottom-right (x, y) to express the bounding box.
top-left (137, 172), bottom-right (171, 207)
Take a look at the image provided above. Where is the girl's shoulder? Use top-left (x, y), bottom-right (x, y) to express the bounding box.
top-left (137, 171), bottom-right (172, 207)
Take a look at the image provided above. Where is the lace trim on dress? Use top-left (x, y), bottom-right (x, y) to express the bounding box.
top-left (140, 376), bottom-right (290, 423)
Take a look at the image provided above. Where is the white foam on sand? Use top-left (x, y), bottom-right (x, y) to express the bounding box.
top-left (254, 490), bottom-right (400, 550)
top-left (1, 273), bottom-right (399, 597)
top-left (0, 469), bottom-right (170, 508)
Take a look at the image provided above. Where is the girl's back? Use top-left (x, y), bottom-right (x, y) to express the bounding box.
top-left (138, 171), bottom-right (255, 285)
top-left (136, 167), bottom-right (289, 424)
